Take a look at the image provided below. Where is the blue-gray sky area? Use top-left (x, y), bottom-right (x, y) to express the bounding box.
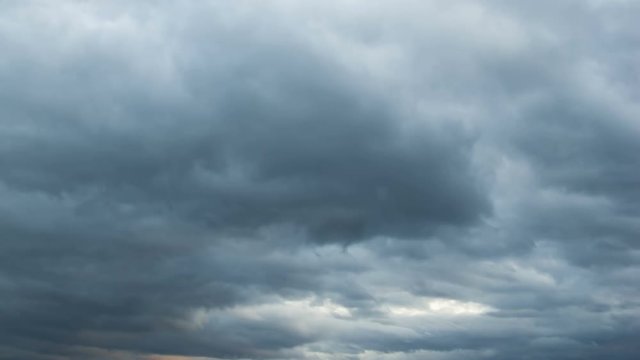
top-left (1, 1), bottom-right (639, 359)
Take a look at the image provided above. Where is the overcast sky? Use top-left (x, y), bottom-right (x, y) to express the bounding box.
top-left (1, 1), bottom-right (639, 359)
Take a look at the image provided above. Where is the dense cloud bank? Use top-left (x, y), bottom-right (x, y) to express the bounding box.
top-left (1, 1), bottom-right (639, 359)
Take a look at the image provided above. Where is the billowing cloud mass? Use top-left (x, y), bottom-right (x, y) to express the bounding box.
top-left (1, 1), bottom-right (639, 359)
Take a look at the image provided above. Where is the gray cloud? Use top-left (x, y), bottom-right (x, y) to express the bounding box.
top-left (1, 1), bottom-right (639, 359)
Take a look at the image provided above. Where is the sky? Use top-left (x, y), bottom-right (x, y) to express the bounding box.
top-left (1, 1), bottom-right (639, 359)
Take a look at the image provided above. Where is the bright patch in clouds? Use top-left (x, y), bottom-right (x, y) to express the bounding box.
top-left (388, 298), bottom-right (493, 316)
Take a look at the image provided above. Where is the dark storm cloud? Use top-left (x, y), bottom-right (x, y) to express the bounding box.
top-left (0, 6), bottom-right (487, 242)
top-left (1, 0), bottom-right (639, 359)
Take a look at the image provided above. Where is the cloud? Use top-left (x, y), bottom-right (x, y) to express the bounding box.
top-left (1, 0), bottom-right (639, 359)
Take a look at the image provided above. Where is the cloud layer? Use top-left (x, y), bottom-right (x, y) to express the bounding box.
top-left (1, 1), bottom-right (639, 359)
